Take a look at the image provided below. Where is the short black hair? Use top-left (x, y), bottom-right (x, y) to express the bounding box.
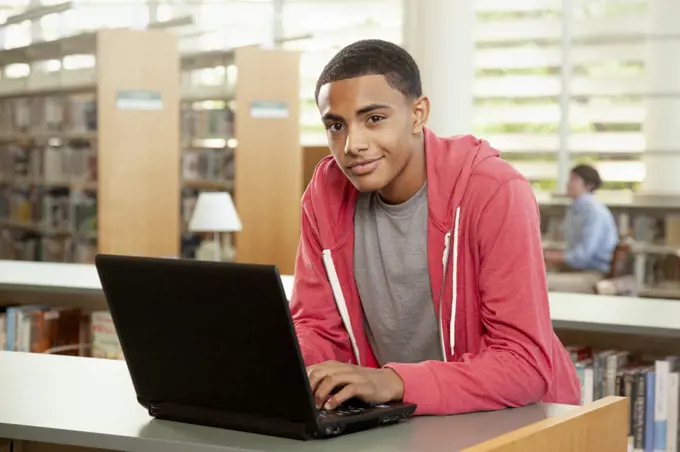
top-left (315, 39), bottom-right (422, 102)
top-left (571, 164), bottom-right (603, 191)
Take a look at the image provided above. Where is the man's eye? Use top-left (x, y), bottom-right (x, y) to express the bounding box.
top-left (368, 115), bottom-right (384, 123)
top-left (326, 123), bottom-right (344, 132)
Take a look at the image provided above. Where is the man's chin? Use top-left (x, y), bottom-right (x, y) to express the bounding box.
top-left (350, 176), bottom-right (387, 193)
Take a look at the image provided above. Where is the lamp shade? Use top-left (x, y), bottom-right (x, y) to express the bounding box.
top-left (188, 191), bottom-right (242, 232)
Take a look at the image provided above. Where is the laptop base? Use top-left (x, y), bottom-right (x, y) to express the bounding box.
top-left (147, 400), bottom-right (416, 441)
top-left (148, 401), bottom-right (316, 440)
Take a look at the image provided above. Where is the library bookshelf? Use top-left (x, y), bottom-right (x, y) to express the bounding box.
top-left (0, 28), bottom-right (181, 263)
top-left (179, 46), bottom-right (302, 275)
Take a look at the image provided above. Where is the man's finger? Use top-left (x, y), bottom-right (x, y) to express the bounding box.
top-left (307, 362), bottom-right (352, 393)
top-left (314, 372), bottom-right (363, 408)
top-left (306, 360), bottom-right (342, 374)
top-left (307, 366), bottom-right (329, 394)
top-left (325, 383), bottom-right (365, 410)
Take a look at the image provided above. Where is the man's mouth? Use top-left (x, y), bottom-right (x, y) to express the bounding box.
top-left (347, 157), bottom-right (383, 176)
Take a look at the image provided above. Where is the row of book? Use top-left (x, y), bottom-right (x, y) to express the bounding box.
top-left (0, 93), bottom-right (97, 136)
top-left (181, 103), bottom-right (234, 141)
top-left (182, 149), bottom-right (235, 182)
top-left (0, 231), bottom-right (97, 263)
top-left (0, 93), bottom-right (235, 142)
top-left (0, 143), bottom-right (97, 185)
top-left (0, 190), bottom-right (97, 233)
top-left (0, 305), bottom-right (122, 360)
top-left (568, 346), bottom-right (680, 452)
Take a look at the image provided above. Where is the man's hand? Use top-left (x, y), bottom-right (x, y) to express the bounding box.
top-left (306, 361), bottom-right (405, 410)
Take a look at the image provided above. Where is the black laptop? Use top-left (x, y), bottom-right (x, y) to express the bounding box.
top-left (94, 254), bottom-right (416, 440)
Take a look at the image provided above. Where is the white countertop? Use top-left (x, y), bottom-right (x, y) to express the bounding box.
top-left (0, 260), bottom-right (103, 293)
top-left (0, 259), bottom-right (295, 299)
top-left (1, 259), bottom-right (679, 337)
top-left (0, 351), bottom-right (574, 452)
top-left (549, 291), bottom-right (680, 336)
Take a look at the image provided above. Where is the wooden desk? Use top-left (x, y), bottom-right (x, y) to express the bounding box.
top-left (0, 352), bottom-right (626, 452)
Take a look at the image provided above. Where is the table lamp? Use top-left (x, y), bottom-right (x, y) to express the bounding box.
top-left (188, 191), bottom-right (242, 261)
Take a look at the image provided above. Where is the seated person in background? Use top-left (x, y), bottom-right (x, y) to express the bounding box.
top-left (289, 39), bottom-right (580, 417)
top-left (545, 164), bottom-right (619, 292)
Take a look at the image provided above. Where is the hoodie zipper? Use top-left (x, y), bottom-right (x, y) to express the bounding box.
top-left (437, 206), bottom-right (462, 361)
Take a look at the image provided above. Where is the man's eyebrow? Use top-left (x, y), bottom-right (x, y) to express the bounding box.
top-left (356, 104), bottom-right (391, 115)
top-left (321, 104), bottom-right (392, 122)
top-left (321, 112), bottom-right (344, 122)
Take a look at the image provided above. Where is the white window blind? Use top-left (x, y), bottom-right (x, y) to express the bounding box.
top-left (474, 0), bottom-right (647, 196)
top-left (282, 0), bottom-right (403, 146)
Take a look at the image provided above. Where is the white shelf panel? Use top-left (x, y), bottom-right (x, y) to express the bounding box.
top-left (0, 259), bottom-right (295, 300)
top-left (0, 260), bottom-right (679, 337)
top-left (550, 292), bottom-right (680, 337)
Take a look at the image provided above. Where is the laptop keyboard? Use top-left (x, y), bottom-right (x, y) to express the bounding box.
top-left (318, 399), bottom-right (373, 419)
top-left (319, 406), bottom-right (366, 418)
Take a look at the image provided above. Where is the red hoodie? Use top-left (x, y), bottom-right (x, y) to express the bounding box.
top-left (289, 129), bottom-right (581, 416)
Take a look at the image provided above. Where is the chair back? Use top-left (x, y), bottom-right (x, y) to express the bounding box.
top-left (607, 241), bottom-right (632, 279)
top-left (594, 240), bottom-right (637, 296)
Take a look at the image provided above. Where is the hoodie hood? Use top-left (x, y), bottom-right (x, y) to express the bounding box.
top-left (423, 128), bottom-right (500, 231)
top-left (305, 128), bottom-right (500, 249)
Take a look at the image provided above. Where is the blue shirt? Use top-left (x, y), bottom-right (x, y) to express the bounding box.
top-left (563, 193), bottom-right (618, 273)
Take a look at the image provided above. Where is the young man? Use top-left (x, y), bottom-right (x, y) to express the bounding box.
top-left (545, 164), bottom-right (619, 291)
top-left (289, 39), bottom-right (581, 416)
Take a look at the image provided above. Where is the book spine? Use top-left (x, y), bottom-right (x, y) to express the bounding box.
top-left (0, 313), bottom-right (5, 351)
top-left (625, 372), bottom-right (637, 452)
top-left (594, 353), bottom-right (605, 400)
top-left (584, 367), bottom-right (594, 404)
top-left (655, 360), bottom-right (670, 452)
top-left (634, 371), bottom-right (647, 452)
top-left (607, 353), bottom-right (619, 396)
top-left (29, 310), bottom-right (47, 353)
top-left (17, 310), bottom-right (33, 352)
top-left (668, 372), bottom-right (679, 452)
top-left (6, 308), bottom-right (16, 351)
top-left (646, 371), bottom-right (656, 452)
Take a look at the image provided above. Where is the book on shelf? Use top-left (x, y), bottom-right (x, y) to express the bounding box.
top-left (181, 149), bottom-right (233, 183)
top-left (90, 311), bottom-right (123, 360)
top-left (0, 306), bottom-right (124, 360)
top-left (0, 89), bottom-right (104, 265)
top-left (567, 346), bottom-right (680, 452)
top-left (0, 92), bottom-right (96, 138)
top-left (181, 101), bottom-right (234, 141)
top-left (0, 305), bottom-right (82, 355)
top-left (0, 184), bottom-right (97, 263)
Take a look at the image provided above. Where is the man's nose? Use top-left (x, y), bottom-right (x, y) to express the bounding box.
top-left (344, 127), bottom-right (369, 155)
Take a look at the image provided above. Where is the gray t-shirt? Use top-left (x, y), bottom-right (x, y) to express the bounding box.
top-left (353, 182), bottom-right (441, 366)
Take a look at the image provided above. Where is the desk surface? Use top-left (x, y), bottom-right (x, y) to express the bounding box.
top-left (0, 351), bottom-right (576, 452)
top-left (0, 259), bottom-right (296, 299)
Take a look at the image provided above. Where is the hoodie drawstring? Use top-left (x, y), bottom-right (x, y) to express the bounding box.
top-left (438, 232), bottom-right (451, 361)
top-left (438, 206), bottom-right (461, 361)
top-left (321, 249), bottom-right (361, 366)
top-left (450, 207), bottom-right (461, 357)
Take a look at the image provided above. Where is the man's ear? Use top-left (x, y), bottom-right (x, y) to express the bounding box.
top-left (412, 95), bottom-right (430, 135)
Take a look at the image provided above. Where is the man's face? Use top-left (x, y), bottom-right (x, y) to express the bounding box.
top-left (566, 172), bottom-right (588, 199)
top-left (316, 74), bottom-right (422, 193)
